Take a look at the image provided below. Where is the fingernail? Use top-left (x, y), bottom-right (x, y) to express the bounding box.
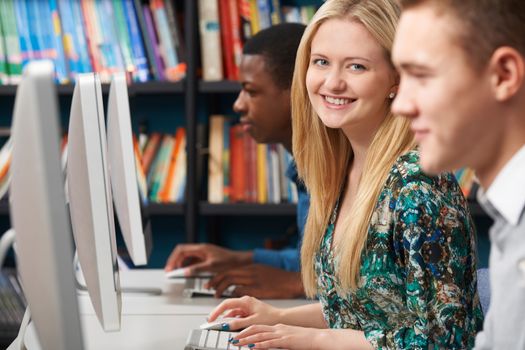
top-left (221, 323), bottom-right (230, 331)
top-left (248, 344), bottom-right (255, 348)
top-left (230, 339), bottom-right (239, 344)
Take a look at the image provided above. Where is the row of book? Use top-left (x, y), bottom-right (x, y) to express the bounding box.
top-left (199, 0), bottom-right (318, 81)
top-left (0, 0), bottom-right (185, 85)
top-left (0, 128), bottom-right (477, 206)
top-left (207, 115), bottom-right (299, 204)
top-left (136, 128), bottom-right (187, 204)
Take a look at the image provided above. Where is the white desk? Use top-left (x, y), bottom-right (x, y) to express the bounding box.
top-left (25, 269), bottom-right (314, 349)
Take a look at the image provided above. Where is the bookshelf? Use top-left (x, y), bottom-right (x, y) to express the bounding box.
top-left (0, 0), bottom-right (488, 257)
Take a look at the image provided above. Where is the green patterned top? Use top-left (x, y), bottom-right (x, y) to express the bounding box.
top-left (315, 150), bottom-right (483, 349)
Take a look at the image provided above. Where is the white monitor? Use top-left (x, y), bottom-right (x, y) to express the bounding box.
top-left (67, 73), bottom-right (121, 331)
top-left (107, 72), bottom-right (152, 267)
top-left (9, 61), bottom-right (84, 349)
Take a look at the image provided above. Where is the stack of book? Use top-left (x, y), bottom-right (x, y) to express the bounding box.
top-left (0, 0), bottom-right (185, 85)
top-left (198, 0), bottom-right (318, 81)
top-left (207, 115), bottom-right (298, 204)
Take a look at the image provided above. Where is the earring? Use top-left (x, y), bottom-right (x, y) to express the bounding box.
top-left (389, 92), bottom-right (396, 99)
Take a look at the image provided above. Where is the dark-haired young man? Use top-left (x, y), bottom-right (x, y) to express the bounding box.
top-left (165, 23), bottom-right (308, 299)
top-left (392, 1), bottom-right (525, 348)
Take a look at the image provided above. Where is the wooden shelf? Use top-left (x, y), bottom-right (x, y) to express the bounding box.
top-left (198, 80), bottom-right (241, 94)
top-left (199, 202), bottom-right (297, 216)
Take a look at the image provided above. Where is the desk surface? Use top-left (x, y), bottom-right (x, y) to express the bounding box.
top-left (26, 269), bottom-right (315, 350)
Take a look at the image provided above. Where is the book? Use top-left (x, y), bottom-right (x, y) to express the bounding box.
top-left (0, 22), bottom-right (7, 84)
top-left (229, 124), bottom-right (246, 202)
top-left (256, 143), bottom-right (267, 203)
top-left (150, 0), bottom-right (185, 81)
top-left (198, 0), bottom-right (223, 81)
top-left (142, 132), bottom-right (162, 175)
top-left (111, 0), bottom-right (136, 80)
top-left (208, 115), bottom-right (224, 203)
top-left (13, 0), bottom-right (34, 68)
top-left (237, 0), bottom-right (252, 43)
top-left (0, 0), bottom-right (23, 84)
top-left (132, 0), bottom-right (159, 80)
top-left (222, 118), bottom-right (231, 202)
top-left (160, 128), bottom-right (184, 203)
top-left (122, 0), bottom-right (149, 82)
top-left (142, 5), bottom-right (166, 81)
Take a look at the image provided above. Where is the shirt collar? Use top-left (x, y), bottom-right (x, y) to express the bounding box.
top-left (479, 145), bottom-right (525, 225)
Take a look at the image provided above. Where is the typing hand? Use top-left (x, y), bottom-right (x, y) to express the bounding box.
top-left (206, 264), bottom-right (305, 299)
top-left (207, 296), bottom-right (282, 331)
top-left (230, 324), bottom-right (324, 350)
top-left (164, 243), bottom-right (253, 275)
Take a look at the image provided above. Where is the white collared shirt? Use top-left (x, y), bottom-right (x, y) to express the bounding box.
top-left (478, 144), bottom-right (525, 226)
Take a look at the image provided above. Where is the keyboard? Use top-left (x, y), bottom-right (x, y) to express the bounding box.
top-left (183, 277), bottom-right (235, 298)
top-left (0, 269), bottom-right (26, 346)
top-left (185, 329), bottom-right (242, 350)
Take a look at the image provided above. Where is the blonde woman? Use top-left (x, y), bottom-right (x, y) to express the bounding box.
top-left (207, 0), bottom-right (483, 348)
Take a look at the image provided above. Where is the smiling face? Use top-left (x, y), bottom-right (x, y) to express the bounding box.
top-left (305, 18), bottom-right (397, 141)
top-left (392, 5), bottom-right (502, 176)
top-left (233, 54), bottom-right (292, 145)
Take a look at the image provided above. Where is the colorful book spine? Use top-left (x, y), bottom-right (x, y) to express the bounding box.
top-left (0, 0), bottom-right (23, 83)
top-left (150, 0), bottom-right (185, 81)
top-left (269, 0), bottom-right (282, 25)
top-left (237, 0), bottom-right (252, 43)
top-left (143, 5), bottom-right (166, 81)
top-left (57, 0), bottom-right (81, 78)
top-left (171, 130), bottom-right (187, 203)
top-left (123, 0), bottom-right (149, 82)
top-left (163, 0), bottom-right (185, 64)
top-left (248, 0), bottom-right (260, 35)
top-left (230, 124), bottom-right (246, 202)
top-left (25, 0), bottom-right (42, 60)
top-left (96, 0), bottom-right (125, 78)
top-left (256, 143), bottom-right (267, 203)
top-left (14, 0), bottom-right (34, 67)
top-left (81, 0), bottom-right (107, 81)
top-left (222, 118), bottom-right (231, 202)
top-left (69, 0), bottom-right (93, 74)
top-left (198, 0), bottom-right (223, 81)
top-left (46, 0), bottom-right (70, 83)
top-left (112, 0), bottom-right (136, 80)
top-left (149, 135), bottom-right (174, 202)
top-left (256, 0), bottom-right (272, 30)
top-left (208, 115), bottom-right (224, 203)
top-left (132, 0), bottom-right (159, 80)
top-left (0, 24), bottom-right (7, 84)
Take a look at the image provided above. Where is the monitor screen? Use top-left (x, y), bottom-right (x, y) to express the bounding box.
top-left (10, 60), bottom-right (84, 349)
top-left (107, 72), bottom-right (152, 267)
top-left (67, 73), bottom-right (121, 332)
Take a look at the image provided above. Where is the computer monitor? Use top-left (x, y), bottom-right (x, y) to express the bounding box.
top-left (67, 73), bottom-right (121, 331)
top-left (107, 72), bottom-right (152, 267)
top-left (9, 61), bottom-right (84, 349)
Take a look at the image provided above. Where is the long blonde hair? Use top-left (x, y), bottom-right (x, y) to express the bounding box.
top-left (292, 0), bottom-right (417, 296)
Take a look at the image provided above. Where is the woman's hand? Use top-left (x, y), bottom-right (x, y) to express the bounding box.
top-left (230, 324), bottom-right (326, 350)
top-left (207, 296), bottom-right (283, 330)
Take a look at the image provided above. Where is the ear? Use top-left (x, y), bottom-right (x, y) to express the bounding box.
top-left (489, 47), bottom-right (525, 102)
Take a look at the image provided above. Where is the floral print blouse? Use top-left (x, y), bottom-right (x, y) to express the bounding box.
top-left (315, 150), bottom-right (483, 349)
